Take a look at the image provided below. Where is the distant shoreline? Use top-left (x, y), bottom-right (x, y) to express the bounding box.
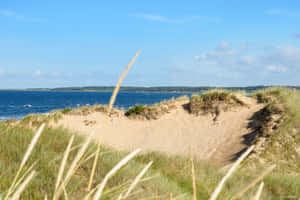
top-left (1, 85), bottom-right (299, 93)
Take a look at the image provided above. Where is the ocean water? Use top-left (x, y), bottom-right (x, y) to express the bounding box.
top-left (0, 91), bottom-right (190, 121)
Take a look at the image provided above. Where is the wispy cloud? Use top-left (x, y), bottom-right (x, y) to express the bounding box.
top-left (0, 9), bottom-right (45, 22)
top-left (267, 65), bottom-right (287, 72)
top-left (130, 14), bottom-right (184, 23)
top-left (293, 33), bottom-right (300, 39)
top-left (264, 9), bottom-right (299, 17)
top-left (194, 42), bottom-right (300, 73)
top-left (130, 14), bottom-right (222, 23)
top-left (34, 69), bottom-right (42, 76)
top-left (0, 69), bottom-right (4, 76)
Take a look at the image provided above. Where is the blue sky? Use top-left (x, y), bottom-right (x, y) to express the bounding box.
top-left (0, 0), bottom-right (300, 88)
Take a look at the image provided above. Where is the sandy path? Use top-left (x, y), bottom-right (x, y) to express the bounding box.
top-left (54, 97), bottom-right (263, 163)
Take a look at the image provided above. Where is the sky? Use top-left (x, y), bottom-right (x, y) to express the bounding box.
top-left (0, 0), bottom-right (300, 88)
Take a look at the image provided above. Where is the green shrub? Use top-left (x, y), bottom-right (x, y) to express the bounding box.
top-left (190, 90), bottom-right (244, 115)
top-left (61, 107), bottom-right (72, 114)
top-left (125, 105), bottom-right (145, 116)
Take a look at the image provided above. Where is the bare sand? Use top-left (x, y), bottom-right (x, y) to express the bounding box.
top-left (53, 96), bottom-right (263, 164)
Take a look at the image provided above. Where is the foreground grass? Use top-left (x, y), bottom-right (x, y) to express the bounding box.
top-left (1, 122), bottom-right (300, 199)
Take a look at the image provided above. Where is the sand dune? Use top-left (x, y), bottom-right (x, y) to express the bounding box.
top-left (53, 96), bottom-right (264, 164)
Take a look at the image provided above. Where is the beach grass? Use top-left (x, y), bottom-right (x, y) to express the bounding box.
top-left (1, 122), bottom-right (300, 199)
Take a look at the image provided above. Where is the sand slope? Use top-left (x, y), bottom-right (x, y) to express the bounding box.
top-left (54, 96), bottom-right (263, 164)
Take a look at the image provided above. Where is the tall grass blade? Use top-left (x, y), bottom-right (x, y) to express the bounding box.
top-left (63, 185), bottom-right (69, 200)
top-left (123, 161), bottom-right (153, 198)
top-left (10, 170), bottom-right (37, 200)
top-left (12, 161), bottom-right (37, 193)
top-left (190, 153), bottom-right (197, 200)
top-left (53, 136), bottom-right (91, 200)
top-left (20, 124), bottom-right (45, 170)
top-left (253, 182), bottom-right (264, 200)
top-left (4, 124), bottom-right (45, 200)
top-left (55, 135), bottom-right (74, 191)
top-left (107, 50), bottom-right (141, 116)
top-left (92, 149), bottom-right (141, 200)
top-left (88, 140), bottom-right (101, 191)
top-left (209, 145), bottom-right (255, 200)
top-left (231, 164), bottom-right (276, 200)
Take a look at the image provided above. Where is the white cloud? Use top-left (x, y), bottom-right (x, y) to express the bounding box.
top-left (267, 65), bottom-right (287, 72)
top-left (130, 14), bottom-right (222, 23)
top-left (239, 56), bottom-right (256, 65)
top-left (195, 41), bottom-right (239, 66)
top-left (264, 9), bottom-right (299, 17)
top-left (0, 9), bottom-right (44, 22)
top-left (261, 46), bottom-right (300, 68)
top-left (294, 33), bottom-right (300, 39)
top-left (293, 33), bottom-right (300, 39)
top-left (216, 41), bottom-right (230, 51)
top-left (240, 43), bottom-right (248, 51)
top-left (0, 69), bottom-right (4, 76)
top-left (66, 73), bottom-right (72, 77)
top-left (195, 42), bottom-right (300, 74)
top-left (51, 72), bottom-right (60, 77)
top-left (130, 14), bottom-right (184, 23)
top-left (265, 9), bottom-right (285, 15)
top-left (35, 70), bottom-right (41, 76)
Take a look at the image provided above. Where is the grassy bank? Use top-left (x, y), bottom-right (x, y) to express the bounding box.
top-left (250, 87), bottom-right (300, 172)
top-left (1, 122), bottom-right (300, 199)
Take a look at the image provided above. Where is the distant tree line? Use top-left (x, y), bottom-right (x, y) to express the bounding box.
top-left (24, 85), bottom-right (300, 93)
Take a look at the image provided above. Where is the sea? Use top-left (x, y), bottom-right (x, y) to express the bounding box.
top-left (0, 91), bottom-right (191, 121)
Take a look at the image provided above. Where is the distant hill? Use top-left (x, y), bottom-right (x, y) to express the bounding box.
top-left (23, 86), bottom-right (300, 93)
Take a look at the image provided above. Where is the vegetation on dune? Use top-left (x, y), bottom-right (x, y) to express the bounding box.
top-left (61, 108), bottom-right (72, 114)
top-left (60, 104), bottom-right (120, 117)
top-left (189, 90), bottom-right (245, 116)
top-left (125, 97), bottom-right (181, 120)
top-left (249, 87), bottom-right (300, 171)
top-left (1, 121), bottom-right (300, 199)
top-left (125, 105), bottom-right (145, 116)
top-left (19, 112), bottom-right (62, 129)
top-left (0, 124), bottom-right (200, 199)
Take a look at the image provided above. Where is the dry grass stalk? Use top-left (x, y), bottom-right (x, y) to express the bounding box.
top-left (12, 161), bottom-right (37, 192)
top-left (10, 170), bottom-right (37, 200)
top-left (53, 136), bottom-right (91, 200)
top-left (117, 193), bottom-right (123, 200)
top-left (253, 182), bottom-right (264, 200)
top-left (20, 124), bottom-right (45, 170)
top-left (88, 139), bottom-right (101, 191)
top-left (209, 145), bottom-right (255, 200)
top-left (83, 187), bottom-right (97, 200)
top-left (123, 161), bottom-right (153, 198)
top-left (231, 164), bottom-right (276, 200)
top-left (190, 152), bottom-right (197, 200)
top-left (63, 185), bottom-right (69, 200)
top-left (107, 50), bottom-right (141, 116)
top-left (4, 124), bottom-right (45, 200)
top-left (55, 135), bottom-right (74, 192)
top-left (101, 175), bottom-right (157, 197)
top-left (92, 149), bottom-right (141, 200)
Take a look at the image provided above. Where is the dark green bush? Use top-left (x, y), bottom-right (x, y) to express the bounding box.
top-left (125, 105), bottom-right (145, 116)
top-left (61, 108), bottom-right (72, 114)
